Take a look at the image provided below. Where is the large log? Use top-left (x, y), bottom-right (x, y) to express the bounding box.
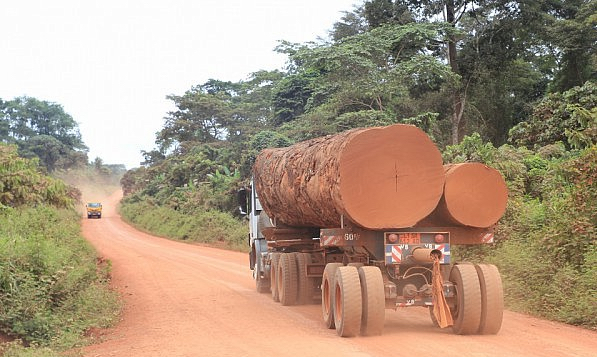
top-left (419, 163), bottom-right (508, 228)
top-left (252, 124), bottom-right (445, 229)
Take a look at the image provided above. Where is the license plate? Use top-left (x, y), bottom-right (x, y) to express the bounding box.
top-left (398, 233), bottom-right (421, 244)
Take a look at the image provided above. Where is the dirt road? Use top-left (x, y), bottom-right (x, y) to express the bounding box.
top-left (80, 190), bottom-right (596, 357)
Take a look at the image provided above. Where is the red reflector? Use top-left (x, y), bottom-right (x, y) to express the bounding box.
top-left (388, 233), bottom-right (399, 243)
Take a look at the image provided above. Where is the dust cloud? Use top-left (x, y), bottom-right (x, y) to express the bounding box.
top-left (56, 169), bottom-right (123, 217)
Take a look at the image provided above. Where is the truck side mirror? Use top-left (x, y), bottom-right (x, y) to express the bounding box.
top-left (237, 188), bottom-right (248, 216)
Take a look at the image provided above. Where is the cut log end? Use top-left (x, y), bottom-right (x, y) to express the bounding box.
top-left (440, 163), bottom-right (508, 228)
top-left (339, 125), bottom-right (444, 229)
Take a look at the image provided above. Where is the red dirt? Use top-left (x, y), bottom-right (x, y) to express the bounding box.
top-left (80, 190), bottom-right (597, 357)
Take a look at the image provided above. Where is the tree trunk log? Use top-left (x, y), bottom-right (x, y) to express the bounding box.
top-left (252, 124), bottom-right (445, 229)
top-left (419, 163), bottom-right (508, 228)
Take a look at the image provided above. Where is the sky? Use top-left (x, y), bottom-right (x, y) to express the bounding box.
top-left (1, 0), bottom-right (359, 169)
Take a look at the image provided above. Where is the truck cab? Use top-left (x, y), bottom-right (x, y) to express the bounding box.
top-left (86, 202), bottom-right (102, 219)
top-left (239, 181), bottom-right (271, 293)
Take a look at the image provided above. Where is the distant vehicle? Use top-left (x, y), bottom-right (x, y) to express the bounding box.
top-left (86, 202), bottom-right (102, 219)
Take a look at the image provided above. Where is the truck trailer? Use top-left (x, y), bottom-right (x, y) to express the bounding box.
top-left (240, 124), bottom-right (508, 337)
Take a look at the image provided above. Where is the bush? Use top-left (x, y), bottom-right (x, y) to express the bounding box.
top-left (119, 199), bottom-right (248, 252)
top-left (491, 145), bottom-right (597, 329)
top-left (0, 144), bottom-right (76, 209)
top-left (445, 135), bottom-right (596, 329)
top-left (0, 207), bottom-right (120, 349)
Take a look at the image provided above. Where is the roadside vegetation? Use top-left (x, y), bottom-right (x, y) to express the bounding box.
top-left (119, 199), bottom-right (247, 251)
top-left (0, 145), bottom-right (121, 356)
top-left (118, 0), bottom-right (596, 331)
top-left (445, 133), bottom-right (596, 328)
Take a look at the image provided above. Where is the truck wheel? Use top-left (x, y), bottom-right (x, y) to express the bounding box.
top-left (296, 252), bottom-right (314, 305)
top-left (254, 251), bottom-right (270, 294)
top-left (334, 266), bottom-right (362, 337)
top-left (256, 272), bottom-right (270, 293)
top-left (358, 266), bottom-right (385, 336)
top-left (322, 263), bottom-right (342, 329)
top-left (450, 264), bottom-right (482, 335)
top-left (475, 264), bottom-right (503, 334)
top-left (270, 253), bottom-right (281, 302)
top-left (278, 253), bottom-right (298, 306)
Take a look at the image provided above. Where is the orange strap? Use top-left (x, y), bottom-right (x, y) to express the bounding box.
top-left (432, 257), bottom-right (454, 328)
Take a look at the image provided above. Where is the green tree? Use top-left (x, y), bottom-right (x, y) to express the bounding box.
top-left (331, 6), bottom-right (368, 42)
top-left (275, 22), bottom-right (458, 140)
top-left (509, 81), bottom-right (597, 149)
top-left (0, 143), bottom-right (75, 208)
top-left (235, 70), bottom-right (284, 129)
top-left (158, 74), bottom-right (279, 154)
top-left (348, 0), bottom-right (595, 146)
top-left (0, 96), bottom-right (88, 171)
top-left (159, 85), bottom-right (235, 149)
top-left (546, 0), bottom-right (597, 91)
top-left (271, 68), bottom-right (321, 126)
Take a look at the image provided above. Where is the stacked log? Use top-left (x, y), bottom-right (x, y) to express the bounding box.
top-left (253, 124), bottom-right (445, 229)
top-left (418, 163), bottom-right (508, 228)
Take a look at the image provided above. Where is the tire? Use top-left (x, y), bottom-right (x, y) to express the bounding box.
top-left (256, 272), bottom-right (270, 293)
top-left (475, 264), bottom-right (504, 334)
top-left (296, 253), bottom-right (314, 304)
top-left (358, 266), bottom-right (385, 336)
top-left (322, 263), bottom-right (342, 329)
top-left (278, 253), bottom-right (298, 306)
top-left (270, 253), bottom-right (281, 302)
top-left (450, 264), bottom-right (482, 335)
top-left (334, 266), bottom-right (362, 337)
top-left (254, 250), bottom-right (270, 294)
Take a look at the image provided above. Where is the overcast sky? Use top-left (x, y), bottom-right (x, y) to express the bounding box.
top-left (1, 0), bottom-right (359, 169)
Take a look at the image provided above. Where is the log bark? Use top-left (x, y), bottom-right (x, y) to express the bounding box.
top-left (420, 163), bottom-right (508, 228)
top-left (252, 124), bottom-right (445, 229)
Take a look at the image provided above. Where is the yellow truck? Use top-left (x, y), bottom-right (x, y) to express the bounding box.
top-left (86, 202), bottom-right (102, 219)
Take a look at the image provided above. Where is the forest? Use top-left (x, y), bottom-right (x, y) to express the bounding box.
top-left (119, 0), bottom-right (596, 329)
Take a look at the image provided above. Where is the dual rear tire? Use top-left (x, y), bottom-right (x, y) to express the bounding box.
top-left (322, 264), bottom-right (385, 337)
top-left (449, 263), bottom-right (503, 335)
top-left (270, 252), bottom-right (316, 306)
top-left (278, 253), bottom-right (298, 306)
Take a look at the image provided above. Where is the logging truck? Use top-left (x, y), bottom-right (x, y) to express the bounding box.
top-left (239, 124), bottom-right (507, 337)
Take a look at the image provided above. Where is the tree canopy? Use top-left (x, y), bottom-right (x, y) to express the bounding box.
top-left (0, 96), bottom-right (89, 171)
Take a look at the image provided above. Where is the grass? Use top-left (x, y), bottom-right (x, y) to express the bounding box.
top-left (119, 200), bottom-right (249, 252)
top-left (0, 206), bottom-right (121, 356)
